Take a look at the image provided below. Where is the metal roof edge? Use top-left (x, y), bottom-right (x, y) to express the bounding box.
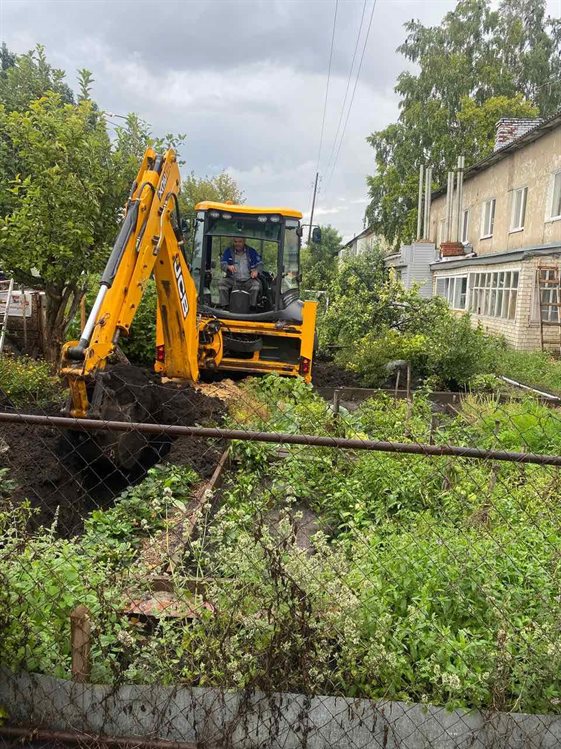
top-left (430, 243), bottom-right (561, 270)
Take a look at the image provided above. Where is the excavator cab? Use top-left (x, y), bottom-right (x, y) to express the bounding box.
top-left (191, 203), bottom-right (302, 316)
top-left (173, 201), bottom-right (317, 380)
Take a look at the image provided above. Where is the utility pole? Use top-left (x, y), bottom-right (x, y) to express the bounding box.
top-left (308, 172), bottom-right (319, 244)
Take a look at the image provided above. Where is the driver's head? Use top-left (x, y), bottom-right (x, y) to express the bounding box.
top-left (233, 237), bottom-right (246, 253)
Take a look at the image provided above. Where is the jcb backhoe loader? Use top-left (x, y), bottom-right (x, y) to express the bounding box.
top-left (60, 148), bottom-right (317, 466)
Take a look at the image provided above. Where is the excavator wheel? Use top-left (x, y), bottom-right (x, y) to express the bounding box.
top-left (68, 364), bottom-right (172, 477)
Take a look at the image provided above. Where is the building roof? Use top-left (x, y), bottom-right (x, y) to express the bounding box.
top-left (432, 109), bottom-right (561, 200)
top-left (430, 243), bottom-right (561, 270)
top-left (342, 225), bottom-right (376, 248)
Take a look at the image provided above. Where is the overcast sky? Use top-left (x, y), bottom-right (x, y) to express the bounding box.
top-left (1, 0), bottom-right (560, 241)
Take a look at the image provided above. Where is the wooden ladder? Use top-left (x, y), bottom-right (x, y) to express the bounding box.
top-left (537, 265), bottom-right (561, 353)
top-left (0, 278), bottom-right (14, 355)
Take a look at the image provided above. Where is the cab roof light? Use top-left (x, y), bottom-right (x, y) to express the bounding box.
top-left (257, 215), bottom-right (268, 223)
top-left (209, 210), bottom-right (220, 218)
top-left (269, 215), bottom-right (280, 223)
top-left (222, 213), bottom-right (232, 219)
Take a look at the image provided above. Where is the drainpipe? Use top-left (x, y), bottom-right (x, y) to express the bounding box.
top-left (423, 166), bottom-right (432, 241)
top-left (417, 165), bottom-right (424, 240)
top-left (455, 155), bottom-right (465, 243)
top-left (448, 170), bottom-right (456, 242)
top-left (444, 171), bottom-right (453, 244)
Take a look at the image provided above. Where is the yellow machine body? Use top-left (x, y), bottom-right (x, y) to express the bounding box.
top-left (61, 149), bottom-right (317, 418)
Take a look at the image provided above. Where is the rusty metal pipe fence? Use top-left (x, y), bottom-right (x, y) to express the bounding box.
top-left (3, 368), bottom-right (561, 748)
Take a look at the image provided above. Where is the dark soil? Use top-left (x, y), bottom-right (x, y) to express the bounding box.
top-left (0, 364), bottom-right (226, 537)
top-left (312, 360), bottom-right (362, 389)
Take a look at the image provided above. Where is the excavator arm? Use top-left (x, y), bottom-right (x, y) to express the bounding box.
top-left (61, 148), bottom-right (212, 418)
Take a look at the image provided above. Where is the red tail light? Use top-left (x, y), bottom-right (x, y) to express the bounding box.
top-left (156, 344), bottom-right (165, 363)
top-left (299, 357), bottom-right (311, 375)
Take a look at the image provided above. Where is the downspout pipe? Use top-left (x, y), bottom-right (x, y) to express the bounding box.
top-left (455, 155), bottom-right (465, 243)
top-left (423, 166), bottom-right (432, 241)
top-left (417, 165), bottom-right (424, 240)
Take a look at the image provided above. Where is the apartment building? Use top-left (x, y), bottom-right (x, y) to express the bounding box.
top-left (339, 226), bottom-right (380, 259)
top-left (430, 112), bottom-right (561, 351)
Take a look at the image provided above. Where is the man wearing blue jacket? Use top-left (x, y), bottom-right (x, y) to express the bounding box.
top-left (218, 236), bottom-right (263, 309)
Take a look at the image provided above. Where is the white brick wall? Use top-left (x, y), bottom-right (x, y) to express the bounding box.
top-left (432, 255), bottom-right (561, 351)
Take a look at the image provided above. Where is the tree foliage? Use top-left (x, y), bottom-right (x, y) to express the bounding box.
top-left (0, 94), bottom-right (114, 359)
top-left (366, 0), bottom-right (561, 248)
top-left (301, 224), bottom-right (342, 291)
top-left (0, 46), bottom-right (188, 360)
top-left (179, 171), bottom-right (245, 216)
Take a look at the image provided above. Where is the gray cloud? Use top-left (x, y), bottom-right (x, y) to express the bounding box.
top-left (8, 0), bottom-right (548, 240)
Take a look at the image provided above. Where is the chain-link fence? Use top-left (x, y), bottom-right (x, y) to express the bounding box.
top-left (3, 362), bottom-right (561, 748)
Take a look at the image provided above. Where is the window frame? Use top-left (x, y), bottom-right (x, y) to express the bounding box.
top-left (550, 171), bottom-right (561, 221)
top-left (510, 186), bottom-right (527, 233)
top-left (435, 274), bottom-right (468, 310)
top-left (468, 269), bottom-right (519, 321)
top-left (480, 198), bottom-right (496, 239)
top-left (461, 209), bottom-right (469, 243)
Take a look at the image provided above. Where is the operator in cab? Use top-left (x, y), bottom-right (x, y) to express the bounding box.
top-left (218, 236), bottom-right (263, 309)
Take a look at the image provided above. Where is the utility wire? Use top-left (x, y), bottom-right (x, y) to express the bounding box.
top-left (323, 0), bottom-right (368, 179)
top-left (324, 0), bottom-right (377, 193)
top-left (315, 0), bottom-right (339, 174)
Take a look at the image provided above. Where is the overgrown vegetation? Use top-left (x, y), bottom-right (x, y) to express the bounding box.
top-left (317, 246), bottom-right (506, 390)
top-left (0, 355), bottom-right (62, 407)
top-left (496, 349), bottom-right (561, 396)
top-left (3, 375), bottom-right (561, 713)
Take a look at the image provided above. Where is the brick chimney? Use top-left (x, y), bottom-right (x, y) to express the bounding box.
top-left (494, 118), bottom-right (542, 152)
top-left (440, 241), bottom-right (465, 258)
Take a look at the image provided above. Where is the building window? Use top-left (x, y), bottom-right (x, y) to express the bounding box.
top-left (435, 275), bottom-right (468, 310)
top-left (539, 268), bottom-right (559, 322)
top-left (550, 172), bottom-right (561, 220)
top-left (481, 199), bottom-right (496, 238)
top-left (461, 209), bottom-right (469, 243)
top-left (510, 187), bottom-right (527, 231)
top-left (469, 270), bottom-right (519, 320)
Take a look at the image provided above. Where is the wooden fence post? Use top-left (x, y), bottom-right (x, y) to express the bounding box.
top-left (70, 604), bottom-right (91, 682)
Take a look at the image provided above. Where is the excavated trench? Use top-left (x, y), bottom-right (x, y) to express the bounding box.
top-left (0, 359), bottom-right (359, 537)
top-left (0, 365), bottom-right (226, 537)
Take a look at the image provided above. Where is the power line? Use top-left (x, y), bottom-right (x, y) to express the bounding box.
top-left (324, 0), bottom-right (377, 193)
top-left (323, 0), bottom-right (368, 179)
top-left (315, 0), bottom-right (339, 175)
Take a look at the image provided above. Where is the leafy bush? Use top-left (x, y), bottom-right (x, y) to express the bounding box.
top-left (0, 355), bottom-right (62, 406)
top-left (422, 314), bottom-right (504, 389)
top-left (119, 279), bottom-right (157, 366)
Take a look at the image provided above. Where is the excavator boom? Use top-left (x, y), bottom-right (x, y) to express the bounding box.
top-left (61, 148), bottom-right (205, 417)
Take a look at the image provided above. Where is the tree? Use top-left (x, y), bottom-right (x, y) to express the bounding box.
top-left (0, 44), bottom-right (74, 112)
top-left (0, 94), bottom-right (115, 360)
top-left (0, 46), bottom-right (187, 361)
top-left (301, 224), bottom-right (342, 290)
top-left (179, 171), bottom-right (244, 216)
top-left (366, 0), bottom-right (561, 248)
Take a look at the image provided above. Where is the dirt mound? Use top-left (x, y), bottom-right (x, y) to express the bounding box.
top-left (0, 365), bottom-right (226, 536)
top-left (312, 360), bottom-right (362, 389)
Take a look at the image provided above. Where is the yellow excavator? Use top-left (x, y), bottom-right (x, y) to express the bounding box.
top-left (60, 148), bottom-right (317, 465)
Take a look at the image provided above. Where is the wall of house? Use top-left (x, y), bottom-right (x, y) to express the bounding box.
top-left (399, 242), bottom-right (438, 298)
top-left (430, 126), bottom-right (561, 255)
top-left (432, 253), bottom-right (561, 351)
